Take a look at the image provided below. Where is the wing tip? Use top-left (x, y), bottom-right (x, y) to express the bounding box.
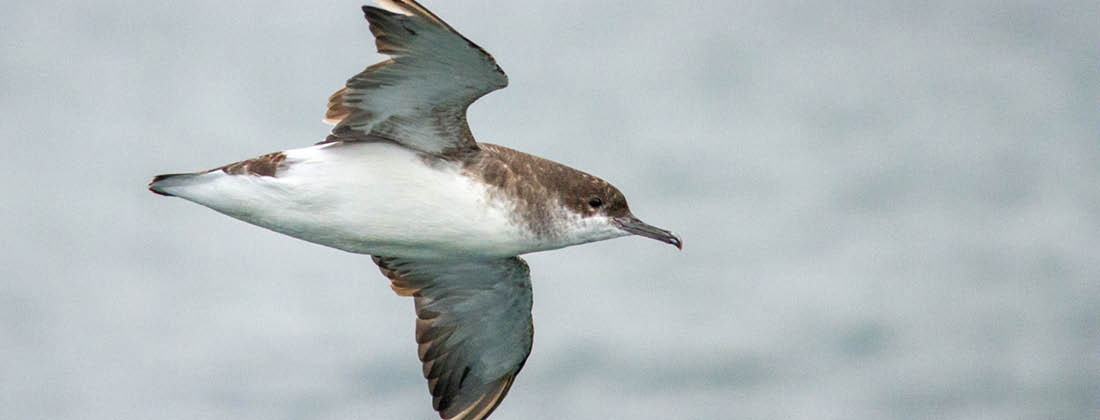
top-left (439, 374), bottom-right (517, 420)
top-left (369, 1), bottom-right (416, 17)
top-left (361, 5), bottom-right (390, 18)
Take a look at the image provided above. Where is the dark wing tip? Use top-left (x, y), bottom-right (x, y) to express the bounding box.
top-left (361, 5), bottom-right (389, 18)
top-left (362, 5), bottom-right (402, 30)
top-left (436, 374), bottom-right (519, 420)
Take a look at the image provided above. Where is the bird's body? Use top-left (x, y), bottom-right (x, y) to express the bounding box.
top-left (155, 141), bottom-right (524, 259)
top-left (149, 1), bottom-right (679, 419)
top-left (153, 141), bottom-right (627, 259)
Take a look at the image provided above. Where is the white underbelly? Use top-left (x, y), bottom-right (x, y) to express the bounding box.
top-left (171, 142), bottom-right (532, 258)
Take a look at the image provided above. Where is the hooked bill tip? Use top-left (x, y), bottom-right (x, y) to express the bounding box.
top-left (616, 216), bottom-right (681, 250)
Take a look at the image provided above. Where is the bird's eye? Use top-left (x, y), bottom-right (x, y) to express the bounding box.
top-left (588, 197), bottom-right (603, 208)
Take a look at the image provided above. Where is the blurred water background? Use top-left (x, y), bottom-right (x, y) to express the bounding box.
top-left (2, 1), bottom-right (1097, 418)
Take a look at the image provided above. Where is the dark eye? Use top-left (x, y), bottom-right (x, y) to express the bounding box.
top-left (588, 197), bottom-right (603, 208)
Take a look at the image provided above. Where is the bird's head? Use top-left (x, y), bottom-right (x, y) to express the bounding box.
top-left (560, 176), bottom-right (682, 250)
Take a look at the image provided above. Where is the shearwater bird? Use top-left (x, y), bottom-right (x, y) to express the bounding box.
top-left (148, 1), bottom-right (681, 418)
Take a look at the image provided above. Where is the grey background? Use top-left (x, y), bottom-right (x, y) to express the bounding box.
top-left (2, 0), bottom-right (1098, 419)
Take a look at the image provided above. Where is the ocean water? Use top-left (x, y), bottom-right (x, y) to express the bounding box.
top-left (2, 1), bottom-right (1097, 419)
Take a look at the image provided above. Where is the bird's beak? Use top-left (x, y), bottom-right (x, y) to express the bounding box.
top-left (615, 215), bottom-right (682, 249)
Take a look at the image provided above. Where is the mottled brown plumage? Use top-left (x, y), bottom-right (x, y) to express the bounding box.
top-left (468, 143), bottom-right (630, 236)
top-left (217, 152), bottom-right (287, 177)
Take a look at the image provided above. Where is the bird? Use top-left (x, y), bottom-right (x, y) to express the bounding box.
top-left (148, 1), bottom-right (681, 419)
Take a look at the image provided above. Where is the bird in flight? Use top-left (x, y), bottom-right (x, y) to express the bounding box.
top-left (149, 1), bottom-right (680, 418)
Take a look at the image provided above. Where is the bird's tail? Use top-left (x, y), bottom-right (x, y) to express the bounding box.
top-left (148, 172), bottom-right (201, 197)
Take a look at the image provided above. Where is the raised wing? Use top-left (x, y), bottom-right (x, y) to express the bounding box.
top-left (373, 256), bottom-right (533, 420)
top-left (323, 1), bottom-right (509, 156)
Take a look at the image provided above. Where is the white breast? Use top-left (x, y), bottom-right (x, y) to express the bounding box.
top-left (165, 142), bottom-right (536, 259)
